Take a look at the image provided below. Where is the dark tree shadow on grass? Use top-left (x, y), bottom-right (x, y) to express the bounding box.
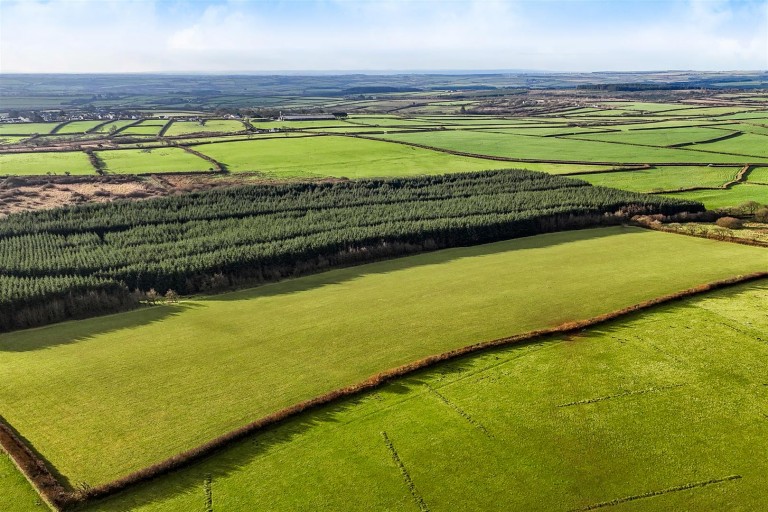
top-left (204, 226), bottom-right (633, 303)
top-left (0, 303), bottom-right (201, 353)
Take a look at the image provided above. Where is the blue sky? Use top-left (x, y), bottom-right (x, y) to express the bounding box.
top-left (1, 0), bottom-right (766, 72)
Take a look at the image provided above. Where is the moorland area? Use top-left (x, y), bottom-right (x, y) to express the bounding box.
top-left (0, 71), bottom-right (766, 512)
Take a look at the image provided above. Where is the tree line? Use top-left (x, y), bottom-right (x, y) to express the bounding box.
top-left (0, 169), bottom-right (704, 332)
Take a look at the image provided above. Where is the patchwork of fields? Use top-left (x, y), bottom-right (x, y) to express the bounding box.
top-left (1, 92), bottom-right (767, 512)
top-left (1, 99), bottom-right (766, 208)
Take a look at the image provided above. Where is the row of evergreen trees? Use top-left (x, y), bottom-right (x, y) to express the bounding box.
top-left (0, 170), bottom-right (704, 331)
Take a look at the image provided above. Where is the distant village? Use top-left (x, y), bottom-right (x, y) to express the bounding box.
top-left (0, 109), bottom-right (348, 124)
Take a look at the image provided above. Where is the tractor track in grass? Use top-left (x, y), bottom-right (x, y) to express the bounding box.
top-left (1, 272), bottom-right (766, 511)
top-left (570, 475), bottom-right (742, 511)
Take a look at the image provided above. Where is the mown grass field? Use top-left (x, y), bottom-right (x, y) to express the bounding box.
top-left (191, 135), bottom-right (508, 176)
top-left (579, 166), bottom-right (739, 192)
top-left (371, 131), bottom-right (755, 164)
top-left (0, 227), bottom-right (766, 489)
top-left (85, 279), bottom-right (768, 512)
top-left (0, 151), bottom-right (93, 176)
top-left (96, 147), bottom-right (213, 174)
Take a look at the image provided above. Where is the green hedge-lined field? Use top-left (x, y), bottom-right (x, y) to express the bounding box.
top-left (1, 227), bottom-right (766, 487)
top-left (191, 135), bottom-right (509, 176)
top-left (87, 279), bottom-right (768, 512)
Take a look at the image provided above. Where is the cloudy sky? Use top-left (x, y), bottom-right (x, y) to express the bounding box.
top-left (1, 0), bottom-right (766, 73)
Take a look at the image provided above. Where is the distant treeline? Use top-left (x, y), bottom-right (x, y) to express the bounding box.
top-left (577, 75), bottom-right (768, 91)
top-left (0, 170), bottom-right (703, 331)
top-left (577, 82), bottom-right (705, 92)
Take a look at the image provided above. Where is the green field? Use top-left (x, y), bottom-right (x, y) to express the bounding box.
top-left (191, 135), bottom-right (508, 176)
top-left (119, 123), bottom-right (165, 136)
top-left (0, 151), bottom-right (94, 176)
top-left (91, 120), bottom-right (135, 133)
top-left (164, 119), bottom-right (246, 136)
top-left (96, 147), bottom-right (213, 174)
top-left (0, 452), bottom-right (40, 511)
top-left (1, 227), bottom-right (766, 489)
top-left (748, 167), bottom-right (768, 184)
top-left (691, 133), bottom-right (768, 158)
top-left (87, 279), bottom-right (768, 512)
top-left (564, 127), bottom-right (738, 147)
top-left (55, 120), bottom-right (105, 134)
top-left (0, 123), bottom-right (57, 136)
top-left (578, 166), bottom-right (739, 192)
top-left (664, 184), bottom-right (768, 209)
top-left (0, 136), bottom-right (27, 145)
top-left (371, 131), bottom-right (756, 164)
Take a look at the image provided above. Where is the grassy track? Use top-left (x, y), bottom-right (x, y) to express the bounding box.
top-left (86, 279), bottom-right (768, 512)
top-left (579, 166), bottom-right (739, 192)
top-left (0, 151), bottom-right (94, 176)
top-left (191, 135), bottom-right (508, 176)
top-left (96, 147), bottom-right (214, 174)
top-left (0, 227), bottom-right (766, 488)
top-left (371, 131), bottom-right (756, 164)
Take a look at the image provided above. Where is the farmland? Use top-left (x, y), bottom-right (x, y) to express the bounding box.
top-left (1, 227), bottom-right (766, 490)
top-left (85, 279), bottom-right (768, 512)
top-left (0, 152), bottom-right (93, 176)
top-left (96, 147), bottom-right (213, 174)
top-left (189, 136), bottom-right (510, 177)
top-left (1, 73), bottom-right (767, 512)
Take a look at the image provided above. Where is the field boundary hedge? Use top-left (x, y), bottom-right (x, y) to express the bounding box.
top-left (2, 272), bottom-right (765, 511)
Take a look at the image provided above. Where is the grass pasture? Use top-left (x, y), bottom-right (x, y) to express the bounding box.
top-left (91, 120), bottom-right (135, 133)
top-left (0, 151), bottom-right (94, 176)
top-left (0, 123), bottom-right (57, 136)
top-left (88, 279), bottom-right (768, 512)
top-left (689, 133), bottom-right (768, 158)
top-left (0, 227), bottom-right (766, 489)
top-left (164, 119), bottom-right (246, 136)
top-left (55, 120), bottom-right (106, 134)
top-left (191, 135), bottom-right (509, 177)
top-left (578, 166), bottom-right (739, 193)
top-left (372, 130), bottom-right (755, 164)
top-left (747, 166), bottom-right (768, 184)
top-left (664, 183), bottom-right (768, 209)
top-left (564, 127), bottom-right (739, 147)
top-left (0, 452), bottom-right (41, 511)
top-left (96, 147), bottom-right (214, 174)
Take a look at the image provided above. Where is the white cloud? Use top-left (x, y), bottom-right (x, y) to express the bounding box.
top-left (0, 0), bottom-right (765, 72)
